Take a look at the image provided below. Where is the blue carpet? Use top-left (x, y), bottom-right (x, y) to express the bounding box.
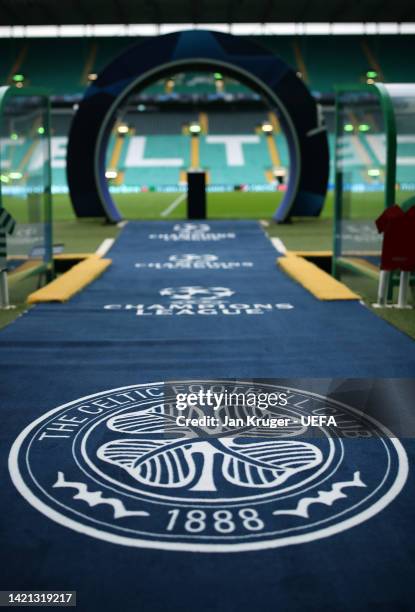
top-left (1, 220), bottom-right (415, 387)
top-left (1, 220), bottom-right (414, 611)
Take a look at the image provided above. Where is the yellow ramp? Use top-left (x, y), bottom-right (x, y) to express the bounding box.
top-left (278, 255), bottom-right (360, 300)
top-left (28, 257), bottom-right (112, 303)
top-left (54, 253), bottom-right (95, 261)
top-left (293, 250), bottom-right (332, 257)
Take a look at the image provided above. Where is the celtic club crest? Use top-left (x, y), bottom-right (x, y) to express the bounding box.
top-left (9, 381), bottom-right (408, 552)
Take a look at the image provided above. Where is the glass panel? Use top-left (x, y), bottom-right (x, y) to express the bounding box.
top-left (0, 91), bottom-right (51, 271)
top-left (383, 84), bottom-right (415, 208)
top-left (334, 90), bottom-right (386, 272)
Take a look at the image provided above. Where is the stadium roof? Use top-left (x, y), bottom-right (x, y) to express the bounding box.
top-left (1, 0), bottom-right (414, 26)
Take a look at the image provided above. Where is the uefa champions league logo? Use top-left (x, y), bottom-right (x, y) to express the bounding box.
top-left (9, 382), bottom-right (408, 552)
top-left (159, 286), bottom-right (235, 302)
top-left (169, 253), bottom-right (217, 265)
top-left (148, 223), bottom-right (236, 241)
top-left (173, 223), bottom-right (210, 233)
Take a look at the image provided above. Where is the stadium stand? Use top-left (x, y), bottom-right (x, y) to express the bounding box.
top-left (7, 105), bottom-right (411, 193)
top-left (2, 34), bottom-right (414, 194)
top-left (2, 35), bottom-right (415, 95)
top-left (207, 110), bottom-right (265, 133)
top-left (3, 100), bottom-right (410, 194)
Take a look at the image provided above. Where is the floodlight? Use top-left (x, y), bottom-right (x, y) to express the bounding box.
top-left (368, 168), bottom-right (381, 177)
top-left (273, 168), bottom-right (287, 178)
top-left (189, 122), bottom-right (201, 135)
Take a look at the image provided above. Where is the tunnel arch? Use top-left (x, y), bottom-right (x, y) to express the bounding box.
top-left (67, 30), bottom-right (329, 223)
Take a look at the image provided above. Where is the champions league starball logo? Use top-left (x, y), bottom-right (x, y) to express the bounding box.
top-left (148, 223), bottom-right (236, 242)
top-left (173, 223), bottom-right (211, 233)
top-left (169, 254), bottom-right (217, 265)
top-left (159, 286), bottom-right (235, 302)
top-left (9, 382), bottom-right (408, 552)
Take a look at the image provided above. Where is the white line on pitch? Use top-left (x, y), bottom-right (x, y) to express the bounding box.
top-left (270, 237), bottom-right (287, 254)
top-left (160, 192), bottom-right (186, 217)
top-left (95, 238), bottom-right (115, 256)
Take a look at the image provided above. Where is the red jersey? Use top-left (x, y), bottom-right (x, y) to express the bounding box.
top-left (376, 205), bottom-right (415, 271)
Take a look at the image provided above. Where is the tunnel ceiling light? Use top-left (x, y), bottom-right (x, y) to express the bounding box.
top-left (262, 122), bottom-right (273, 134)
top-left (368, 168), bottom-right (381, 177)
top-left (105, 170), bottom-right (118, 179)
top-left (344, 124), bottom-right (354, 132)
top-left (117, 124), bottom-right (129, 135)
top-left (189, 122), bottom-right (201, 134)
top-left (359, 124), bottom-right (370, 132)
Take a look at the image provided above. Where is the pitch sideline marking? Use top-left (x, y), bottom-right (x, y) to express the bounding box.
top-left (160, 193), bottom-right (186, 217)
top-left (270, 236), bottom-right (287, 254)
top-left (95, 238), bottom-right (115, 257)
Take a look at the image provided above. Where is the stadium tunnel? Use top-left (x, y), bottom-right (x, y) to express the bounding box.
top-left (67, 29), bottom-right (329, 223)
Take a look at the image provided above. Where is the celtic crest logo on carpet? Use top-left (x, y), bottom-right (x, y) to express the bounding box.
top-left (9, 381), bottom-right (408, 552)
